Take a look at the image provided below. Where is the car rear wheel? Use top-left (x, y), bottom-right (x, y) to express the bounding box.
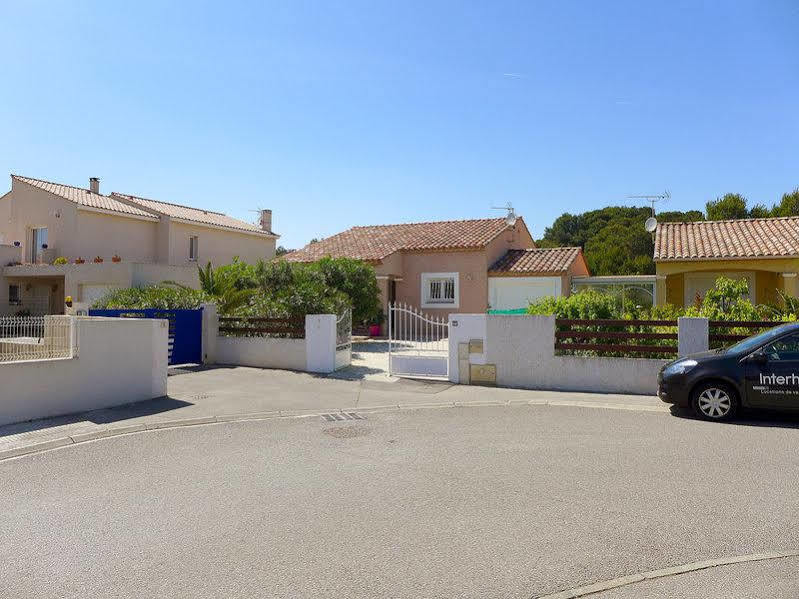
top-left (691, 382), bottom-right (738, 422)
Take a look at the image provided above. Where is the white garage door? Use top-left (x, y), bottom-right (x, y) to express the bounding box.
top-left (489, 276), bottom-right (562, 311)
top-left (80, 284), bottom-right (118, 305)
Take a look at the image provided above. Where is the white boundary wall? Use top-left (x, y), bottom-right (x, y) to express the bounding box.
top-left (0, 316), bottom-right (168, 426)
top-left (214, 314), bottom-right (350, 373)
top-left (446, 314), bottom-right (702, 395)
top-left (217, 337), bottom-right (306, 371)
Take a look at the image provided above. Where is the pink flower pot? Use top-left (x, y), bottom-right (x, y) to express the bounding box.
top-left (369, 324), bottom-right (381, 337)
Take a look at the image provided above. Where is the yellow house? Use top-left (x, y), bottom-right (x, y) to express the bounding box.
top-left (654, 217), bottom-right (799, 307)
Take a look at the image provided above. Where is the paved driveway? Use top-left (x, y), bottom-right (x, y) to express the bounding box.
top-left (3, 396), bottom-right (799, 598)
top-left (0, 366), bottom-right (661, 458)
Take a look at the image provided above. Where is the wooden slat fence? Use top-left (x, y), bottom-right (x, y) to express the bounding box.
top-left (554, 318), bottom-right (678, 356)
top-left (219, 316), bottom-right (305, 339)
top-left (708, 320), bottom-right (784, 346)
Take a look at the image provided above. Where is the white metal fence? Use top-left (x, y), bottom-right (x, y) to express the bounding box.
top-left (336, 308), bottom-right (352, 351)
top-left (388, 303), bottom-right (449, 378)
top-left (0, 316), bottom-right (74, 362)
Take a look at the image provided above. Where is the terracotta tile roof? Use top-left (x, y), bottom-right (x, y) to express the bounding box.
top-left (489, 246), bottom-right (583, 274)
top-left (283, 217), bottom-right (518, 262)
top-left (112, 193), bottom-right (274, 235)
top-left (654, 217), bottom-right (799, 261)
top-left (12, 175), bottom-right (156, 218)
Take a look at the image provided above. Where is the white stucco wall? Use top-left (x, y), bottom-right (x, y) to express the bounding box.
top-left (305, 314), bottom-right (337, 373)
top-left (131, 263), bottom-right (199, 289)
top-left (217, 336), bottom-right (306, 371)
top-left (678, 317), bottom-right (710, 357)
top-left (449, 314), bottom-right (666, 395)
top-left (169, 221), bottom-right (276, 267)
top-left (0, 316), bottom-right (168, 426)
top-left (447, 314), bottom-right (487, 382)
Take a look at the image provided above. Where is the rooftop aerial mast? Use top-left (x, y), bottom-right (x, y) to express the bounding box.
top-left (627, 190), bottom-right (671, 217)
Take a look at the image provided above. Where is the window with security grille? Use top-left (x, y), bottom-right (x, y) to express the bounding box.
top-left (422, 273), bottom-right (458, 308)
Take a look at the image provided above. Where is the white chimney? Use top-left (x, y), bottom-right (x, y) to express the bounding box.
top-left (260, 209), bottom-right (272, 232)
top-left (89, 177), bottom-right (100, 194)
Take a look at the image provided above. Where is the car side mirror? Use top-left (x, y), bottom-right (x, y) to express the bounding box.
top-left (747, 351), bottom-right (767, 364)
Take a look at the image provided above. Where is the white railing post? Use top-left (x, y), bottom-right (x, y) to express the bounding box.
top-left (388, 302), bottom-right (393, 376)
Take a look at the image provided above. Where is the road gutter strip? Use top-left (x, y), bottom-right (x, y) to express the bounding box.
top-left (535, 550), bottom-right (799, 598)
top-left (0, 397), bottom-right (667, 462)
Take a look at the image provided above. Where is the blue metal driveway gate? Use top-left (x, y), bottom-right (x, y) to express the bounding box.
top-left (88, 308), bottom-right (203, 365)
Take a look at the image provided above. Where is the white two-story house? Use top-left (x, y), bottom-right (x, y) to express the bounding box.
top-left (0, 174), bottom-right (278, 315)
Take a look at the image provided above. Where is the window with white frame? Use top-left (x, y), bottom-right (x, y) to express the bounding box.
top-left (189, 236), bottom-right (199, 261)
top-left (421, 272), bottom-right (459, 308)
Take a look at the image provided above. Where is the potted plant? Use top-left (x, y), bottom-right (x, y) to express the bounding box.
top-left (112, 254), bottom-right (122, 263)
top-left (75, 257), bottom-right (85, 264)
top-left (41, 243), bottom-right (48, 249)
top-left (93, 256), bottom-right (103, 263)
top-left (369, 309), bottom-right (385, 337)
top-left (65, 295), bottom-right (73, 308)
top-left (54, 256), bottom-right (68, 265)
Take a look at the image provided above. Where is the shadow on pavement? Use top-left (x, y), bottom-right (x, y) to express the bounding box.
top-left (324, 365), bottom-right (388, 380)
top-left (669, 404), bottom-right (799, 429)
top-left (168, 364), bottom-right (238, 376)
top-left (0, 396), bottom-right (193, 438)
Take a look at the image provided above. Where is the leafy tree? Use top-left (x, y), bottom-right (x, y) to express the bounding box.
top-left (251, 260), bottom-right (348, 317)
top-left (542, 206), bottom-right (651, 248)
top-left (215, 258), bottom-right (258, 290)
top-left (584, 221), bottom-right (655, 275)
top-left (541, 206), bottom-right (656, 275)
top-left (657, 210), bottom-right (704, 222)
top-left (771, 188), bottom-right (799, 217)
top-left (748, 203), bottom-right (771, 218)
top-left (251, 257), bottom-right (380, 323)
top-left (275, 245), bottom-right (292, 256)
top-left (164, 262), bottom-right (256, 315)
top-left (705, 193), bottom-right (749, 220)
top-left (309, 257), bottom-right (381, 324)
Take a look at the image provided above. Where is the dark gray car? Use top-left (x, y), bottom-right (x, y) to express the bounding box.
top-left (658, 322), bottom-right (799, 421)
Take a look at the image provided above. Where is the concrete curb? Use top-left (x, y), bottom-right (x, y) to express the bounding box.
top-left (536, 550), bottom-right (799, 598)
top-left (0, 397), bottom-right (668, 463)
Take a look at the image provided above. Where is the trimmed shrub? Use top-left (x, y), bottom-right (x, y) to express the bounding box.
top-left (92, 285), bottom-right (208, 310)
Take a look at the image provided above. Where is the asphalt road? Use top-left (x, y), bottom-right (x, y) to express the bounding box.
top-left (3, 404), bottom-right (799, 598)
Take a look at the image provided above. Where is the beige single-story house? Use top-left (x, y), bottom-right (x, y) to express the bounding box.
top-left (0, 174), bottom-right (278, 314)
top-left (654, 216), bottom-right (799, 306)
top-left (283, 217), bottom-right (588, 324)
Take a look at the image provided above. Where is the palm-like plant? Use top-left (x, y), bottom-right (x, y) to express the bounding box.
top-left (167, 262), bottom-right (255, 316)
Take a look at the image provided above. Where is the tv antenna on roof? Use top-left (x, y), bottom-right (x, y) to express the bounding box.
top-left (627, 190), bottom-right (671, 216)
top-left (248, 207), bottom-right (264, 227)
top-left (491, 202), bottom-right (518, 227)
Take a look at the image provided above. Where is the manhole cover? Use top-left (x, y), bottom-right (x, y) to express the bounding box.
top-left (320, 412), bottom-right (365, 422)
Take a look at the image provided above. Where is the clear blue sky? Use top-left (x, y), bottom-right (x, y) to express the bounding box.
top-left (2, 1), bottom-right (797, 249)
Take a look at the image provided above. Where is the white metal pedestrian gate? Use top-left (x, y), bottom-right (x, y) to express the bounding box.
top-left (388, 303), bottom-right (449, 379)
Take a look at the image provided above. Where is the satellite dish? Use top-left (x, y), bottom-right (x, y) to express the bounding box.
top-left (505, 209), bottom-right (518, 228)
top-left (644, 217), bottom-right (658, 233)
